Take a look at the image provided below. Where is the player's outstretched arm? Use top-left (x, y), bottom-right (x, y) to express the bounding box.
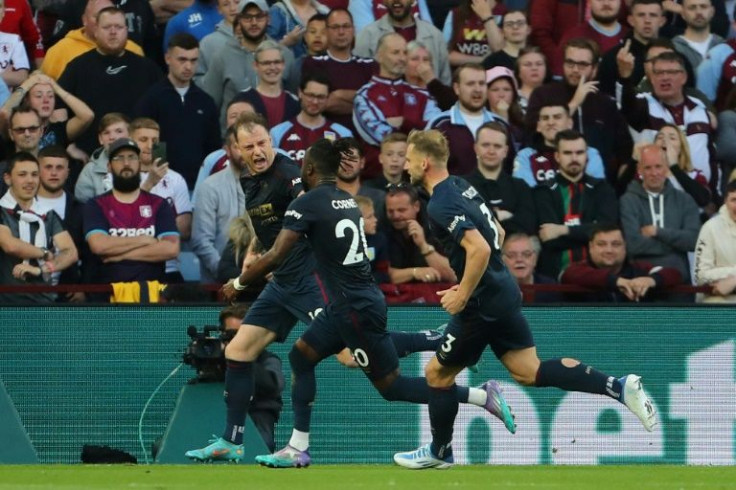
top-left (223, 229), bottom-right (301, 300)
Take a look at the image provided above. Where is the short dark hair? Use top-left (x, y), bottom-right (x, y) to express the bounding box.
top-left (452, 62), bottom-right (485, 84)
top-left (590, 222), bottom-right (623, 242)
top-left (38, 145), bottom-right (70, 161)
top-left (307, 12), bottom-right (328, 25)
top-left (651, 50), bottom-right (687, 70)
top-left (386, 182), bottom-right (419, 204)
top-left (501, 9), bottom-right (527, 25)
top-left (9, 106), bottom-right (41, 128)
top-left (5, 151), bottom-right (39, 175)
top-left (304, 138), bottom-right (341, 176)
top-left (631, 0), bottom-right (664, 9)
top-left (334, 137), bottom-right (364, 157)
top-left (725, 180), bottom-right (736, 196)
top-left (167, 32), bottom-right (199, 51)
top-left (554, 129), bottom-right (585, 149)
top-left (645, 38), bottom-right (675, 56)
top-left (326, 8), bottom-right (353, 24)
top-left (300, 71), bottom-right (331, 92)
top-left (219, 304), bottom-right (249, 328)
top-left (562, 37), bottom-right (600, 65)
top-left (476, 121), bottom-right (509, 143)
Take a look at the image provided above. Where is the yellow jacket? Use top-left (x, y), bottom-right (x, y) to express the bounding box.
top-left (41, 28), bottom-right (144, 80)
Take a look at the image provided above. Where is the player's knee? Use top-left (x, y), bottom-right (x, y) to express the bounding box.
top-left (288, 344), bottom-right (317, 374)
top-left (510, 370), bottom-right (537, 386)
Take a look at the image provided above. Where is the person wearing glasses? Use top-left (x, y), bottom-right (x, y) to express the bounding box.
top-left (525, 37), bottom-right (633, 185)
top-left (618, 49), bottom-right (718, 194)
top-left (482, 10), bottom-right (532, 72)
top-left (269, 72), bottom-right (352, 167)
top-left (0, 107), bottom-right (46, 200)
top-left (201, 0), bottom-right (299, 127)
top-left (501, 232), bottom-right (561, 303)
top-left (301, 8), bottom-right (376, 136)
top-left (82, 137), bottom-right (179, 284)
top-left (229, 40), bottom-right (300, 131)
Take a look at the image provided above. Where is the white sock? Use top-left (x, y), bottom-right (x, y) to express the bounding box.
top-left (467, 387), bottom-right (487, 407)
top-left (288, 429), bottom-right (310, 451)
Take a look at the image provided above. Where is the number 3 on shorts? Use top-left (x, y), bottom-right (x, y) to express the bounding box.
top-left (441, 333), bottom-right (456, 353)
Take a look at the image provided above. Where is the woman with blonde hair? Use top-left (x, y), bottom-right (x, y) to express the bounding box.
top-left (654, 123), bottom-right (711, 208)
top-left (217, 214), bottom-right (263, 283)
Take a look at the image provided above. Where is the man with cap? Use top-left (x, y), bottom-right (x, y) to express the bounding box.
top-left (201, 0), bottom-right (299, 126)
top-left (83, 137), bottom-right (180, 284)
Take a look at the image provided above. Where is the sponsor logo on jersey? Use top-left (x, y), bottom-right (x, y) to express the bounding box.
top-left (291, 177), bottom-right (302, 187)
top-left (109, 225), bottom-right (155, 237)
top-left (287, 133), bottom-right (301, 142)
top-left (448, 214), bottom-right (466, 232)
top-left (285, 209), bottom-right (303, 220)
top-left (248, 203), bottom-right (274, 218)
top-left (331, 199), bottom-right (358, 209)
top-left (323, 131), bottom-right (336, 141)
top-left (405, 93), bottom-right (417, 106)
top-left (461, 186), bottom-right (478, 199)
top-left (106, 65), bottom-right (128, 75)
top-left (377, 95), bottom-right (387, 102)
top-left (139, 205), bottom-right (152, 218)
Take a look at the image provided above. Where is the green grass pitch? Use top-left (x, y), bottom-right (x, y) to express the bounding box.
top-left (1, 465), bottom-right (735, 489)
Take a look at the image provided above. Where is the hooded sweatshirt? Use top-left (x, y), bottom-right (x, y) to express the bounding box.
top-left (74, 147), bottom-right (111, 204)
top-left (196, 21), bottom-right (235, 82)
top-left (694, 203), bottom-right (736, 303)
top-left (620, 180), bottom-right (700, 282)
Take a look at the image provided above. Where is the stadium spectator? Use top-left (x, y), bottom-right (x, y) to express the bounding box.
top-left (555, 0), bottom-right (629, 76)
top-left (696, 38), bottom-right (736, 110)
top-left (74, 113), bottom-right (130, 203)
top-left (404, 40), bottom-right (456, 111)
top-left (653, 124), bottom-right (712, 208)
top-left (354, 194), bottom-right (390, 283)
top-left (482, 10), bottom-right (531, 72)
top-left (353, 32), bottom-right (440, 178)
top-left (620, 144), bottom-right (700, 283)
top-left (464, 122), bottom-right (535, 235)
top-left (196, 0), bottom-right (240, 81)
top-left (300, 8), bottom-right (375, 135)
top-left (694, 180), bottom-right (736, 302)
top-left (533, 130), bottom-right (619, 279)
top-left (672, 0), bottom-right (722, 71)
top-left (632, 39), bottom-right (704, 102)
top-left (230, 40), bottom-right (300, 130)
top-left (426, 63), bottom-right (503, 176)
top-left (83, 137), bottom-right (179, 283)
top-left (0, 106), bottom-right (45, 195)
top-left (501, 232), bottom-right (562, 303)
top-left (191, 126), bottom-right (246, 283)
top-left (597, 0), bottom-right (666, 98)
top-left (513, 103), bottom-right (605, 188)
top-left (529, 0), bottom-right (585, 72)
top-left (291, 13), bottom-right (328, 75)
top-left (384, 183), bottom-right (456, 284)
top-left (267, 0), bottom-right (329, 59)
top-left (364, 132), bottom-right (409, 190)
top-left (135, 33), bottom-right (221, 190)
top-left (485, 66), bottom-right (524, 149)
top-left (0, 0), bottom-right (44, 68)
top-left (354, 0), bottom-right (451, 85)
top-left (129, 117), bottom-right (192, 283)
top-left (270, 72), bottom-right (352, 167)
top-left (441, 0), bottom-right (506, 68)
top-left (334, 137), bottom-right (388, 231)
top-left (1, 72), bottom-right (94, 155)
top-left (40, 0), bottom-right (144, 81)
top-left (618, 50), bottom-right (718, 192)
top-left (0, 1), bottom-right (29, 89)
top-left (515, 46), bottom-right (547, 113)
top-left (200, 0), bottom-right (298, 127)
top-left (162, 0), bottom-right (222, 50)
top-left (35, 145), bottom-right (86, 301)
top-left (57, 6), bottom-right (163, 155)
top-left (561, 223), bottom-right (683, 302)
top-left (526, 38), bottom-right (633, 184)
top-left (716, 89), bottom-right (736, 178)
top-left (660, 0), bottom-right (729, 39)
top-left (0, 152), bottom-right (78, 303)
top-left (348, 0), bottom-right (427, 34)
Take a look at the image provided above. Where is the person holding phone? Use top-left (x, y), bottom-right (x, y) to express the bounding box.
top-left (131, 117), bottom-right (192, 283)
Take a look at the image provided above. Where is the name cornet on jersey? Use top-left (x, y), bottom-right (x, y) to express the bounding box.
top-left (331, 199), bottom-right (358, 210)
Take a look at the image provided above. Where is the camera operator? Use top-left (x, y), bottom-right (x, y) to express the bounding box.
top-left (219, 304), bottom-right (284, 453)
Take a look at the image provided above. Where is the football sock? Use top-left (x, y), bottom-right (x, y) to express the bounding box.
top-left (429, 384), bottom-right (458, 460)
top-left (380, 375), bottom-right (431, 402)
top-left (288, 429), bottom-right (310, 452)
top-left (536, 359), bottom-right (623, 400)
top-left (223, 360), bottom-right (254, 445)
top-left (289, 346), bottom-right (317, 433)
top-left (389, 330), bottom-right (443, 358)
top-left (465, 386), bottom-right (484, 406)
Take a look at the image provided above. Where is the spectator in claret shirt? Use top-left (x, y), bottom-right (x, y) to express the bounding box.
top-left (562, 223), bottom-right (682, 302)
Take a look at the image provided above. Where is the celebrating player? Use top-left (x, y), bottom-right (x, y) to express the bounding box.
top-left (393, 130), bottom-right (658, 469)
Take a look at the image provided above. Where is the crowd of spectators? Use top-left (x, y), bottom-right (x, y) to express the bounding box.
top-left (1, 0), bottom-right (736, 304)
